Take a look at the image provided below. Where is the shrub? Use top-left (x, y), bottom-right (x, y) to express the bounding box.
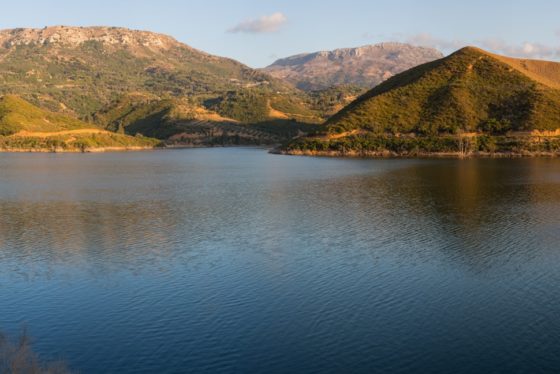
top-left (478, 118), bottom-right (511, 135)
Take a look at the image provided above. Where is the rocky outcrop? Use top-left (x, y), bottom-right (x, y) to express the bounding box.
top-left (0, 26), bottom-right (186, 53)
top-left (262, 42), bottom-right (443, 90)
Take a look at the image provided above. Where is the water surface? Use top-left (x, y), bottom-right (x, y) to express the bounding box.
top-left (1, 148), bottom-right (560, 373)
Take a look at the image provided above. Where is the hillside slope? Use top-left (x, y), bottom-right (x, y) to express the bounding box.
top-left (0, 95), bottom-right (158, 151)
top-left (0, 26), bottom-right (309, 123)
top-left (0, 95), bottom-right (90, 135)
top-left (95, 93), bottom-right (320, 146)
top-left (262, 43), bottom-right (443, 90)
top-left (327, 47), bottom-right (560, 134)
top-left (284, 47), bottom-right (560, 156)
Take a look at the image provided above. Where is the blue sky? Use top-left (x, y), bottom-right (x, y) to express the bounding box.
top-left (1, 0), bottom-right (559, 67)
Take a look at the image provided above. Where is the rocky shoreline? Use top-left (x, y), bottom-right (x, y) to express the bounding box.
top-left (274, 148), bottom-right (560, 159)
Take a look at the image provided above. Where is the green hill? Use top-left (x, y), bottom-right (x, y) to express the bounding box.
top-left (0, 95), bottom-right (159, 151)
top-left (0, 26), bottom-right (318, 126)
top-left (284, 47), bottom-right (560, 157)
top-left (0, 95), bottom-right (90, 135)
top-left (94, 93), bottom-right (320, 146)
top-left (0, 26), bottom-right (328, 144)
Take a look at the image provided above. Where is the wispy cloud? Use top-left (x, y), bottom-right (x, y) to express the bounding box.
top-left (405, 33), bottom-right (464, 51)
top-left (403, 32), bottom-right (560, 60)
top-left (477, 39), bottom-right (560, 59)
top-left (228, 12), bottom-right (287, 34)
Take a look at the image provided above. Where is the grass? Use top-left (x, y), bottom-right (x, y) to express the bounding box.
top-left (325, 47), bottom-right (560, 136)
top-left (491, 51), bottom-right (560, 89)
top-left (0, 95), bottom-right (161, 151)
top-left (0, 95), bottom-right (90, 135)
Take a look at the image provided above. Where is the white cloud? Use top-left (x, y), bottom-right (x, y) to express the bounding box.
top-left (405, 33), bottom-right (464, 51)
top-left (476, 38), bottom-right (557, 59)
top-left (403, 33), bottom-right (560, 60)
top-left (228, 12), bottom-right (287, 34)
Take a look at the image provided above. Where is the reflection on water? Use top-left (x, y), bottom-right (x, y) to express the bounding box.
top-left (1, 149), bottom-right (560, 373)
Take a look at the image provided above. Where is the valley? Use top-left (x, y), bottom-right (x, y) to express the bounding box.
top-left (0, 27), bottom-right (559, 156)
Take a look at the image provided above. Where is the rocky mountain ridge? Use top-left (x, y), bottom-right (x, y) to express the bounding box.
top-left (0, 26), bottom-right (185, 52)
top-left (263, 42), bottom-right (443, 90)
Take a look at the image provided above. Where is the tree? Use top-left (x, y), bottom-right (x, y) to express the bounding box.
top-left (479, 118), bottom-right (511, 135)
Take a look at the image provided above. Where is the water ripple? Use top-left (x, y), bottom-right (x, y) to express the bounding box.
top-left (1, 150), bottom-right (560, 373)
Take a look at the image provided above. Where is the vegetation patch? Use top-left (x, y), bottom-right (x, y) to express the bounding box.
top-left (326, 47), bottom-right (560, 135)
top-left (283, 134), bottom-right (560, 157)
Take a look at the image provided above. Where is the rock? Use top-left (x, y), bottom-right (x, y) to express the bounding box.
top-left (262, 42), bottom-right (443, 90)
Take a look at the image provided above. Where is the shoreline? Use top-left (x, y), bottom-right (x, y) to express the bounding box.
top-left (0, 144), bottom-right (276, 154)
top-left (163, 143), bottom-right (274, 150)
top-left (274, 148), bottom-right (560, 159)
top-left (2, 145), bottom-right (558, 158)
top-left (0, 145), bottom-right (158, 153)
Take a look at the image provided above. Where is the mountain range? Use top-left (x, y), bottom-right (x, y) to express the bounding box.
top-left (0, 26), bottom-right (558, 155)
top-left (262, 43), bottom-right (443, 90)
top-left (0, 26), bottom-right (330, 146)
top-left (0, 26), bottom-right (299, 119)
top-left (0, 27), bottom-right (451, 148)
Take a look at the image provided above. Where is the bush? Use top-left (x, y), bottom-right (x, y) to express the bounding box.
top-left (0, 121), bottom-right (19, 136)
top-left (284, 133), bottom-right (560, 156)
top-left (478, 118), bottom-right (511, 135)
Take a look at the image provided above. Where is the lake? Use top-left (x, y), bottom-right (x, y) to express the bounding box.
top-left (1, 148), bottom-right (560, 373)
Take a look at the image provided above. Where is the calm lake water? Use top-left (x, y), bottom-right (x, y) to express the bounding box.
top-left (1, 148), bottom-right (560, 373)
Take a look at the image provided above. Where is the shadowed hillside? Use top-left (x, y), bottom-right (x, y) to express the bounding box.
top-left (94, 93), bottom-right (320, 146)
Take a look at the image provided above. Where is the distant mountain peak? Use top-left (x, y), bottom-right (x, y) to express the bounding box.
top-left (0, 25), bottom-right (296, 123)
top-left (262, 43), bottom-right (443, 90)
top-left (0, 26), bottom-right (187, 52)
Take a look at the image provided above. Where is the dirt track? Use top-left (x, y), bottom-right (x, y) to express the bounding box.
top-left (10, 129), bottom-right (110, 138)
